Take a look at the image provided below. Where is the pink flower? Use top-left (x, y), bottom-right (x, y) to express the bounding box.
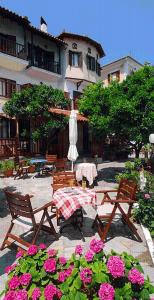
top-left (32, 287), bottom-right (41, 300)
top-left (15, 290), bottom-right (28, 300)
top-left (48, 248), bottom-right (57, 257)
top-left (128, 268), bottom-right (144, 285)
top-left (44, 258), bottom-right (56, 273)
top-left (20, 273), bottom-right (32, 286)
top-left (80, 268), bottom-right (92, 284)
top-left (107, 256), bottom-right (125, 278)
top-left (57, 289), bottom-right (62, 299)
top-left (75, 245), bottom-right (83, 255)
top-left (44, 284), bottom-right (57, 300)
top-left (16, 250), bottom-right (24, 259)
top-left (39, 243), bottom-right (46, 250)
top-left (58, 271), bottom-right (66, 282)
top-left (85, 250), bottom-right (94, 262)
top-left (27, 245), bottom-right (38, 256)
top-left (5, 264), bottom-right (17, 274)
top-left (8, 276), bottom-right (20, 290)
top-left (90, 239), bottom-right (104, 253)
top-left (144, 194), bottom-right (150, 199)
top-left (98, 283), bottom-right (115, 300)
top-left (4, 291), bottom-right (16, 300)
top-left (64, 265), bottom-right (74, 278)
top-left (59, 256), bottom-right (67, 265)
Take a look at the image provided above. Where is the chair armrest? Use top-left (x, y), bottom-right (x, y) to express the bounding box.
top-left (96, 189), bottom-right (118, 194)
top-left (33, 202), bottom-right (52, 214)
top-left (104, 199), bottom-right (134, 204)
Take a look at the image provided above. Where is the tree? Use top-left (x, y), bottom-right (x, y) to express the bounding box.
top-left (4, 84), bottom-right (70, 152)
top-left (79, 66), bottom-right (154, 157)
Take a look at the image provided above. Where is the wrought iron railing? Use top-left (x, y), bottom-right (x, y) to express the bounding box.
top-left (32, 60), bottom-right (61, 74)
top-left (0, 35), bottom-right (26, 59)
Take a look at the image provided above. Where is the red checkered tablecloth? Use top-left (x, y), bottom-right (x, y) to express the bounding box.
top-left (52, 187), bottom-right (96, 220)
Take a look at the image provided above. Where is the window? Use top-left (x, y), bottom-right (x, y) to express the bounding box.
top-left (87, 55), bottom-right (95, 71)
top-left (69, 51), bottom-right (82, 67)
top-left (72, 43), bottom-right (77, 49)
top-left (0, 78), bottom-right (16, 97)
top-left (88, 47), bottom-right (91, 54)
top-left (108, 70), bottom-right (120, 83)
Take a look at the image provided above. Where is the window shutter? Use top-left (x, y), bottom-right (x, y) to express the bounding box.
top-left (79, 52), bottom-right (82, 68)
top-left (108, 74), bottom-right (111, 83)
top-left (86, 54), bottom-right (89, 69)
top-left (92, 58), bottom-right (95, 71)
top-left (69, 51), bottom-right (72, 66)
top-left (116, 71), bottom-right (120, 82)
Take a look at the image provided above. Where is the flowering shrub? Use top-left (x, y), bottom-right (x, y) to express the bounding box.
top-left (2, 239), bottom-right (154, 299)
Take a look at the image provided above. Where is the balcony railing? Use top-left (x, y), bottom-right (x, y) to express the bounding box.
top-left (32, 60), bottom-right (61, 74)
top-left (0, 35), bottom-right (26, 59)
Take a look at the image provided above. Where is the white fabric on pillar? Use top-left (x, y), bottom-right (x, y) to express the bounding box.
top-left (67, 110), bottom-right (78, 168)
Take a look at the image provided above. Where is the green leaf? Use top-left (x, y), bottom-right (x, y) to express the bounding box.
top-left (94, 272), bottom-right (109, 283)
top-left (20, 261), bottom-right (29, 273)
top-left (73, 276), bottom-right (82, 289)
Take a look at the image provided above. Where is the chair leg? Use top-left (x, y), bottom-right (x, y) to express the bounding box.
top-left (118, 204), bottom-right (142, 242)
top-left (0, 222), bottom-right (14, 250)
top-left (31, 212), bottom-right (46, 244)
top-left (97, 204), bottom-right (118, 241)
top-left (45, 211), bottom-right (58, 238)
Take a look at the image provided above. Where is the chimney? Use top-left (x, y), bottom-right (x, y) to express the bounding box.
top-left (40, 17), bottom-right (47, 33)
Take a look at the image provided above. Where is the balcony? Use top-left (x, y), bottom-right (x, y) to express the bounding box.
top-left (26, 60), bottom-right (62, 80)
top-left (0, 35), bottom-right (28, 71)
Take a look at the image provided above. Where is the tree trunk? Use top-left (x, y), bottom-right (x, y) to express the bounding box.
top-left (135, 148), bottom-right (140, 158)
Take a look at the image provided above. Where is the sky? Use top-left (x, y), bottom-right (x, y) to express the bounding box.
top-left (0, 0), bottom-right (154, 65)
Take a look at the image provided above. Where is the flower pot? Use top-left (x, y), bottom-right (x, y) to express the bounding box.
top-left (28, 165), bottom-right (35, 173)
top-left (4, 169), bottom-right (13, 177)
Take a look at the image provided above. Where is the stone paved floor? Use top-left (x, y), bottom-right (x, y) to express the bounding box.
top-left (0, 161), bottom-right (154, 294)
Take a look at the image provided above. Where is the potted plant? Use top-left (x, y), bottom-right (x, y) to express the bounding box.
top-left (1, 160), bottom-right (14, 177)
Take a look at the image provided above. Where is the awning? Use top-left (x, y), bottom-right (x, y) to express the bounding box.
top-left (49, 108), bottom-right (88, 122)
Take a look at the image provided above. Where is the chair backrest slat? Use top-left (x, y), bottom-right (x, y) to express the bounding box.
top-left (117, 179), bottom-right (137, 202)
top-left (5, 190), bottom-right (35, 221)
top-left (52, 171), bottom-right (76, 191)
top-left (46, 154), bottom-right (57, 163)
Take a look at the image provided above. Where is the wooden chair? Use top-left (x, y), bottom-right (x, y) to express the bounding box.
top-left (46, 154), bottom-right (57, 164)
top-left (55, 158), bottom-right (67, 171)
top-left (1, 190), bottom-right (58, 250)
top-left (93, 179), bottom-right (142, 242)
top-left (52, 171), bottom-right (77, 192)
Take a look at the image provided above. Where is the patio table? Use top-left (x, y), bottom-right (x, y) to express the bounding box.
top-left (52, 186), bottom-right (96, 220)
top-left (76, 163), bottom-right (97, 185)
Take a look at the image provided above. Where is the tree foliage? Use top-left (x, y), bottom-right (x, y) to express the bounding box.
top-left (79, 66), bottom-right (154, 157)
top-left (4, 84), bottom-right (70, 146)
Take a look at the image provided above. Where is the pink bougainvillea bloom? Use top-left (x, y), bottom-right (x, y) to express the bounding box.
top-left (48, 248), bottom-right (57, 257)
top-left (59, 256), bottom-right (67, 265)
top-left (44, 284), bottom-right (57, 300)
top-left (16, 250), bottom-right (24, 259)
top-left (58, 271), bottom-right (66, 282)
top-left (15, 289), bottom-right (28, 300)
top-left (4, 291), bottom-right (16, 300)
top-left (20, 273), bottom-right (32, 286)
top-left (85, 250), bottom-right (94, 262)
top-left (98, 283), bottom-right (115, 300)
top-left (5, 264), bottom-right (17, 274)
top-left (144, 194), bottom-right (150, 199)
top-left (128, 268), bottom-right (144, 285)
top-left (75, 245), bottom-right (83, 255)
top-left (107, 256), bottom-right (125, 278)
top-left (27, 245), bottom-right (38, 256)
top-left (44, 258), bottom-right (56, 273)
top-left (39, 243), bottom-right (46, 250)
top-left (90, 239), bottom-right (104, 253)
top-left (8, 276), bottom-right (20, 290)
top-left (80, 268), bottom-right (92, 284)
top-left (32, 287), bottom-right (41, 300)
